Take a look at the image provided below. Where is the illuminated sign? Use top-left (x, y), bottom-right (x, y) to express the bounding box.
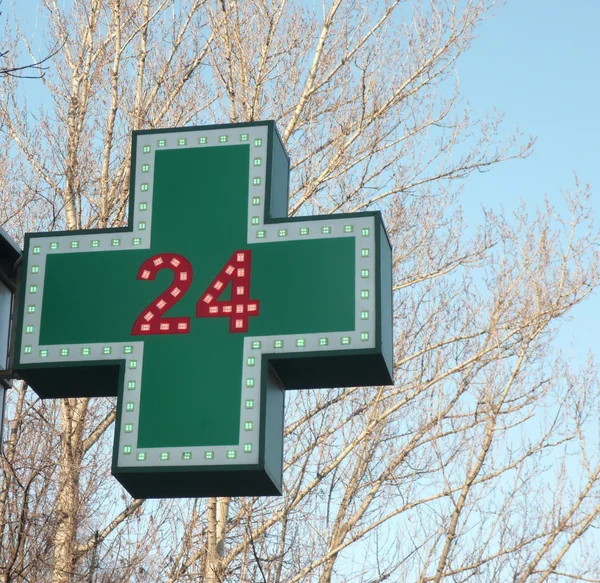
top-left (14, 121), bottom-right (393, 498)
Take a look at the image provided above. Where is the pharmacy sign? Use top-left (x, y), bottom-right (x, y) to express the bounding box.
top-left (14, 121), bottom-right (393, 498)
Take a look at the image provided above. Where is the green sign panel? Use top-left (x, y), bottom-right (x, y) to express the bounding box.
top-left (14, 121), bottom-right (393, 498)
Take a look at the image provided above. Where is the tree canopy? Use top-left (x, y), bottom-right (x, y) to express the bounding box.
top-left (1, 1), bottom-right (599, 582)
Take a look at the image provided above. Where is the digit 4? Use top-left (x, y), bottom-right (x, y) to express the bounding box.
top-left (196, 250), bottom-right (260, 333)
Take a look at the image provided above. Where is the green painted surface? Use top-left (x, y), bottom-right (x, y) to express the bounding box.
top-left (38, 143), bottom-right (355, 448)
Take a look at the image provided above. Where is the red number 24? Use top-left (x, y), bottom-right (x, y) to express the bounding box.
top-left (131, 250), bottom-right (260, 336)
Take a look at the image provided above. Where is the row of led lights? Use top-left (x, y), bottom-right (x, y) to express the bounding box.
top-left (251, 221), bottom-right (373, 241)
top-left (123, 445), bottom-right (254, 462)
top-left (31, 235), bottom-right (145, 256)
top-left (23, 344), bottom-right (139, 359)
top-left (143, 134), bottom-right (263, 151)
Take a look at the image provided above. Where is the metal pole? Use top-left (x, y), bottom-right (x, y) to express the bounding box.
top-left (0, 382), bottom-right (6, 453)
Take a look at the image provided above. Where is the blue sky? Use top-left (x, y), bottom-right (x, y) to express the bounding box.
top-left (456, 0), bottom-right (600, 361)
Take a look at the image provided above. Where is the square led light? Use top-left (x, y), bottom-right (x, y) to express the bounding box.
top-left (129, 360), bottom-right (137, 369)
top-left (123, 445), bottom-right (132, 454)
top-left (361, 290), bottom-right (370, 299)
top-left (27, 305), bottom-right (35, 313)
top-left (61, 348), bottom-right (69, 356)
top-left (322, 226), bottom-right (331, 234)
top-left (29, 285), bottom-right (37, 294)
top-left (32, 246), bottom-right (41, 254)
top-left (300, 227), bottom-right (309, 235)
top-left (111, 239), bottom-right (120, 246)
top-left (24, 346), bottom-right (32, 354)
top-left (245, 421), bottom-right (253, 431)
top-left (252, 341), bottom-right (261, 349)
top-left (274, 340), bottom-right (283, 348)
top-left (278, 229), bottom-right (287, 237)
top-left (126, 402), bottom-right (134, 411)
top-left (50, 242), bottom-right (58, 250)
top-left (319, 338), bottom-right (328, 346)
top-left (141, 183), bottom-right (149, 192)
top-left (257, 230), bottom-right (266, 238)
top-left (241, 133), bottom-right (249, 141)
top-left (247, 357), bottom-right (255, 366)
top-left (296, 338), bottom-right (305, 347)
top-left (244, 443), bottom-right (252, 453)
top-left (219, 135), bottom-right (228, 143)
top-left (361, 332), bottom-right (369, 341)
top-left (158, 139), bottom-right (166, 147)
top-left (205, 451), bottom-right (214, 459)
top-left (245, 399), bottom-right (254, 409)
top-left (199, 136), bottom-right (207, 144)
top-left (344, 225), bottom-right (353, 233)
top-left (31, 265), bottom-right (39, 274)
top-left (254, 158), bottom-right (262, 166)
top-left (137, 452), bottom-right (146, 461)
top-left (361, 311), bottom-right (369, 319)
top-left (70, 241), bottom-right (79, 248)
top-left (362, 227), bottom-right (370, 236)
top-left (178, 138), bottom-right (187, 146)
top-left (252, 196), bottom-right (261, 205)
top-left (227, 450), bottom-right (236, 459)
top-left (341, 336), bottom-right (351, 345)
top-left (103, 347), bottom-right (112, 355)
top-left (246, 378), bottom-right (255, 387)
top-left (253, 177), bottom-right (261, 185)
top-left (139, 222), bottom-right (147, 230)
top-left (124, 346), bottom-right (133, 354)
top-left (139, 202), bottom-right (148, 210)
top-left (182, 451), bottom-right (192, 460)
top-left (251, 217), bottom-right (260, 225)
top-left (361, 269), bottom-right (369, 278)
top-left (81, 347), bottom-right (91, 356)
top-left (142, 164), bottom-right (149, 172)
top-left (143, 145), bottom-right (151, 153)
top-left (133, 237), bottom-right (141, 245)
top-left (361, 248), bottom-right (369, 257)
top-left (91, 240), bottom-right (100, 248)
top-left (254, 138), bottom-right (262, 146)
top-left (160, 452), bottom-right (170, 460)
top-left (124, 424), bottom-right (133, 433)
top-left (25, 325), bottom-right (33, 334)
top-left (128, 381), bottom-right (136, 390)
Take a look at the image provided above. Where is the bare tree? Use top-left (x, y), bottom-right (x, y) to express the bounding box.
top-left (1, 1), bottom-right (599, 582)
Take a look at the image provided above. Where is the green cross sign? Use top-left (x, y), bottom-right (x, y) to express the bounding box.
top-left (14, 121), bottom-right (393, 498)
